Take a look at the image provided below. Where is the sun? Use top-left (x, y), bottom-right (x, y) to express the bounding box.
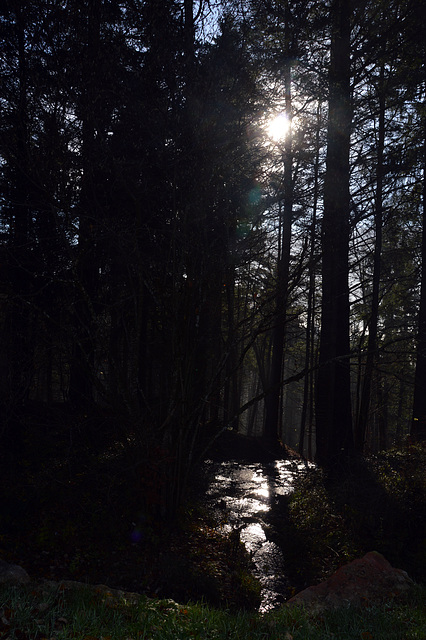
top-left (267, 113), bottom-right (290, 141)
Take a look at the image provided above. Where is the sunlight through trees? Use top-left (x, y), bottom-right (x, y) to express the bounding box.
top-left (0, 0), bottom-right (425, 515)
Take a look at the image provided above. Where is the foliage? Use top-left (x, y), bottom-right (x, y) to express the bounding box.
top-left (0, 580), bottom-right (425, 640)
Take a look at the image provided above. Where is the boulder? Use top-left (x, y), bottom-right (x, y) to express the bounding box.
top-left (287, 551), bottom-right (413, 611)
top-left (0, 559), bottom-right (30, 585)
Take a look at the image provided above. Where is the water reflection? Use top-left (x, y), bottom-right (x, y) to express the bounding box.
top-left (204, 459), bottom-right (309, 612)
top-left (240, 522), bottom-right (266, 551)
top-left (254, 484), bottom-right (269, 499)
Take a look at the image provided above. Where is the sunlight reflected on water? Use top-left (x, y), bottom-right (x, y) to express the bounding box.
top-left (254, 484), bottom-right (269, 499)
top-left (204, 458), bottom-right (312, 611)
top-left (240, 522), bottom-right (266, 551)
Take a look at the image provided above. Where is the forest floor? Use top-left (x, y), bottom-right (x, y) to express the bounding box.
top-left (1, 404), bottom-right (425, 612)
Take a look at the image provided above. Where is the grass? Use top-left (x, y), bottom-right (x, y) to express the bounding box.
top-left (1, 580), bottom-right (425, 640)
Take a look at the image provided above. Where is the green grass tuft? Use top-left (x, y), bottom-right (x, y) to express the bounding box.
top-left (1, 581), bottom-right (425, 640)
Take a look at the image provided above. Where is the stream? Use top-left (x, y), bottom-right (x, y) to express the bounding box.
top-left (203, 458), bottom-right (310, 612)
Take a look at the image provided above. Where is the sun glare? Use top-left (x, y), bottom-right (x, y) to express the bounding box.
top-left (267, 113), bottom-right (290, 141)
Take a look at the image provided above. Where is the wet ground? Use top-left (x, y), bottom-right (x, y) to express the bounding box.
top-left (203, 458), bottom-right (310, 612)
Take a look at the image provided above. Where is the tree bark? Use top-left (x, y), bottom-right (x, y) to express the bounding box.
top-left (315, 0), bottom-right (353, 468)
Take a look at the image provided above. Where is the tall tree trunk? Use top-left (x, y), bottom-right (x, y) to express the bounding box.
top-left (376, 369), bottom-right (387, 452)
top-left (315, 0), bottom-right (353, 468)
top-left (355, 62), bottom-right (385, 452)
top-left (68, 0), bottom-right (102, 407)
top-left (411, 62), bottom-right (426, 442)
top-left (395, 380), bottom-right (405, 446)
top-left (184, 0), bottom-right (195, 64)
top-left (1, 6), bottom-right (33, 437)
top-left (224, 264), bottom-right (239, 430)
top-left (299, 101), bottom-right (321, 456)
top-left (265, 9), bottom-right (293, 444)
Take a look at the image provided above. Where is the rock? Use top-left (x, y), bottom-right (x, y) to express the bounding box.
top-left (0, 559), bottom-right (30, 585)
top-left (287, 551), bottom-right (414, 611)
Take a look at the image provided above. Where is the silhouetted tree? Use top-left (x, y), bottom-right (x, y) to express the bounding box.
top-left (315, 0), bottom-right (353, 468)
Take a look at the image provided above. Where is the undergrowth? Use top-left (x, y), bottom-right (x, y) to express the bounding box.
top-left (282, 444), bottom-right (426, 587)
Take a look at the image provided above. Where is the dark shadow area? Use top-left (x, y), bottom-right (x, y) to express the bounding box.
top-left (0, 405), bottom-right (260, 610)
top-left (321, 453), bottom-right (426, 585)
top-left (205, 429), bottom-right (290, 463)
top-left (279, 450), bottom-right (426, 588)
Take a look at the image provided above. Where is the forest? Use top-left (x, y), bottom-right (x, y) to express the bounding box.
top-left (1, 0), bottom-right (426, 613)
